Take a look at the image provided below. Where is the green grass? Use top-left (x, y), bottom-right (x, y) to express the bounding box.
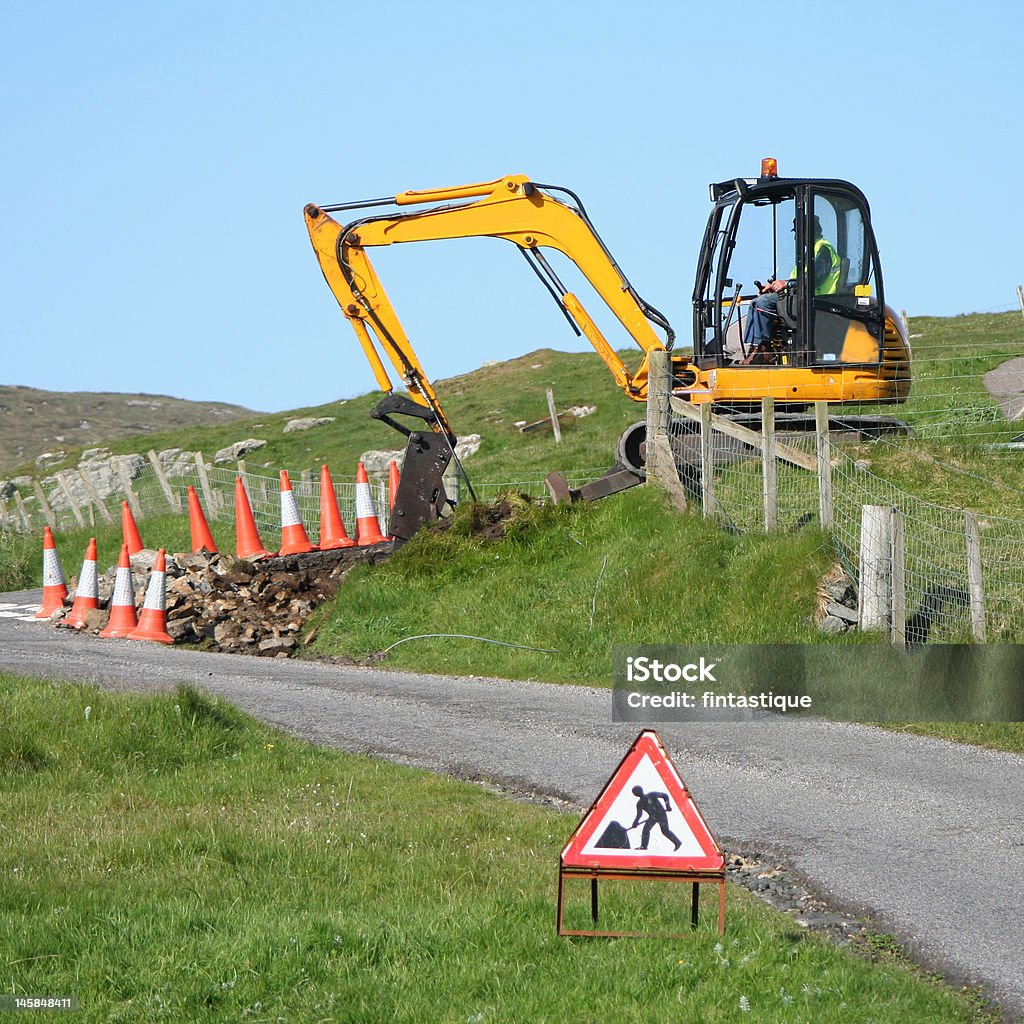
top-left (0, 513), bottom-right (232, 592)
top-left (885, 722), bottom-right (1024, 755)
top-left (311, 487), bottom-right (832, 682)
top-left (838, 311), bottom-right (1024, 517)
top-left (4, 347), bottom-right (638, 485)
top-left (0, 675), bottom-right (998, 1023)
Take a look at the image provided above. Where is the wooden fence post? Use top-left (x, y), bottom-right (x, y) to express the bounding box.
top-left (965, 511), bottom-right (987, 641)
top-left (814, 402), bottom-right (833, 531)
top-left (1017, 285), bottom-right (1024, 321)
top-left (31, 480), bottom-right (56, 530)
top-left (546, 388), bottom-right (562, 444)
top-left (761, 396), bottom-right (777, 531)
top-left (114, 460), bottom-right (141, 518)
top-left (148, 450), bottom-right (181, 513)
top-left (890, 507), bottom-right (906, 649)
top-left (194, 453), bottom-right (217, 521)
top-left (858, 504), bottom-right (892, 632)
top-left (237, 460), bottom-right (251, 505)
top-left (57, 472), bottom-right (85, 528)
top-left (0, 495), bottom-right (8, 530)
top-left (700, 402), bottom-right (714, 519)
top-left (15, 492), bottom-right (31, 532)
top-left (77, 469), bottom-right (115, 524)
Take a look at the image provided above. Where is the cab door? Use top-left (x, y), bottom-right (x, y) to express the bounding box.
top-left (809, 190), bottom-right (886, 365)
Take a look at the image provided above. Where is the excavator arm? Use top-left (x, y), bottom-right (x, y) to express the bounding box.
top-left (304, 173), bottom-right (675, 441)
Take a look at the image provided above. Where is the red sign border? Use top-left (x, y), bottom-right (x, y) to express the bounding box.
top-left (561, 730), bottom-right (724, 872)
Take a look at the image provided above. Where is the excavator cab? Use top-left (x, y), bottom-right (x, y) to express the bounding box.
top-left (693, 159), bottom-right (887, 371)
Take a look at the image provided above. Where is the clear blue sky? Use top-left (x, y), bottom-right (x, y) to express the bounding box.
top-left (2, 1), bottom-right (1020, 413)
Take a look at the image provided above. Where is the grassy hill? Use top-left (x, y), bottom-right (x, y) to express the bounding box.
top-left (0, 385), bottom-right (253, 476)
top-left (5, 345), bottom-right (640, 486)
top-left (7, 310), bottom-right (1021, 510)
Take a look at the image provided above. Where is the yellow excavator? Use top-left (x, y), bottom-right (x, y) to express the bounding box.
top-left (304, 160), bottom-right (910, 539)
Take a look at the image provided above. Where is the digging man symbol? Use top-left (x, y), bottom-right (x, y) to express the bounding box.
top-left (629, 785), bottom-right (683, 851)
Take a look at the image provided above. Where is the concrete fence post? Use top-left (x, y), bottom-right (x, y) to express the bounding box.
top-left (645, 350), bottom-right (671, 486)
top-left (858, 504), bottom-right (892, 632)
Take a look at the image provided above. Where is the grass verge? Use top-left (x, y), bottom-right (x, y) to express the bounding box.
top-left (310, 487), bottom-right (833, 683)
top-left (0, 674), bottom-right (999, 1023)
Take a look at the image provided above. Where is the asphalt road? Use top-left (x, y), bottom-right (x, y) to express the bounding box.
top-left (2, 590), bottom-right (1022, 1020)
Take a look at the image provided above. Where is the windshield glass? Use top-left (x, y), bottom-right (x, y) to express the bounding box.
top-left (725, 196), bottom-right (797, 295)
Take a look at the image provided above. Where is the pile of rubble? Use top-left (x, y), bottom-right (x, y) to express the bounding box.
top-left (816, 565), bottom-right (859, 634)
top-left (65, 545), bottom-right (392, 657)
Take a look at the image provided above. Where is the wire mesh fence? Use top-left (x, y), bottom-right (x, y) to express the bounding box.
top-left (0, 450), bottom-right (605, 547)
top-left (0, 455), bottom-right (379, 542)
top-left (661, 393), bottom-right (1024, 643)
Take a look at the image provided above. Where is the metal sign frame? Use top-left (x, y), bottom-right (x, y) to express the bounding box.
top-left (557, 729), bottom-right (726, 938)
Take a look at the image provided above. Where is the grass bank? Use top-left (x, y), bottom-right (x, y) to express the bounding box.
top-left (0, 675), bottom-right (997, 1023)
top-left (310, 487), bottom-right (832, 682)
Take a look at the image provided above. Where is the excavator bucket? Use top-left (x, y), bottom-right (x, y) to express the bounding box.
top-left (388, 430), bottom-right (453, 544)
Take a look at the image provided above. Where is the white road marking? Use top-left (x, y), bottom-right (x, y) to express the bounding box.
top-left (0, 602), bottom-right (43, 622)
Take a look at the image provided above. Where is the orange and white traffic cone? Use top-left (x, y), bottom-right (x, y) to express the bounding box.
top-left (318, 465), bottom-right (355, 550)
top-left (121, 501), bottom-right (144, 555)
top-left (354, 462), bottom-right (387, 546)
top-left (388, 459), bottom-right (400, 512)
top-left (64, 537), bottom-right (100, 629)
top-left (99, 544), bottom-right (137, 638)
top-left (35, 526), bottom-right (69, 618)
top-left (187, 486), bottom-right (219, 554)
top-left (386, 459), bottom-right (401, 538)
top-left (127, 548), bottom-right (174, 645)
top-left (278, 470), bottom-right (315, 555)
top-left (234, 477), bottom-right (273, 559)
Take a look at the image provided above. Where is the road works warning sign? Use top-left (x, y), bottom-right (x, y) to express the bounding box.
top-left (561, 730), bottom-right (723, 873)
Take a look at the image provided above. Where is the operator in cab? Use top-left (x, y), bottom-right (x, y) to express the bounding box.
top-left (741, 215), bottom-right (841, 363)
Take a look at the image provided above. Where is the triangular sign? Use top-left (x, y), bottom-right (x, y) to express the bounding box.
top-left (561, 730), bottom-right (723, 872)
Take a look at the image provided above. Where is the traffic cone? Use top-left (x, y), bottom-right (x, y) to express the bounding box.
top-left (234, 477), bottom-right (274, 559)
top-left (35, 526), bottom-right (68, 618)
top-left (121, 501), bottom-right (144, 555)
top-left (64, 538), bottom-right (99, 629)
top-left (278, 470), bottom-right (315, 555)
top-left (98, 544), bottom-right (137, 638)
top-left (318, 465), bottom-right (355, 550)
top-left (354, 462), bottom-right (387, 546)
top-left (388, 459), bottom-right (401, 512)
top-left (187, 486), bottom-right (219, 554)
top-left (127, 548), bottom-right (173, 645)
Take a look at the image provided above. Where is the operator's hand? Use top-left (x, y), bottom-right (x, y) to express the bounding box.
top-left (765, 279), bottom-right (789, 294)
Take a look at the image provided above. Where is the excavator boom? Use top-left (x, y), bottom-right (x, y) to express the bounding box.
top-left (304, 174), bottom-right (675, 441)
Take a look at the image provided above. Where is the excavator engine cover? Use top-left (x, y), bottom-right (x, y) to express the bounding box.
top-left (389, 431), bottom-right (452, 544)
